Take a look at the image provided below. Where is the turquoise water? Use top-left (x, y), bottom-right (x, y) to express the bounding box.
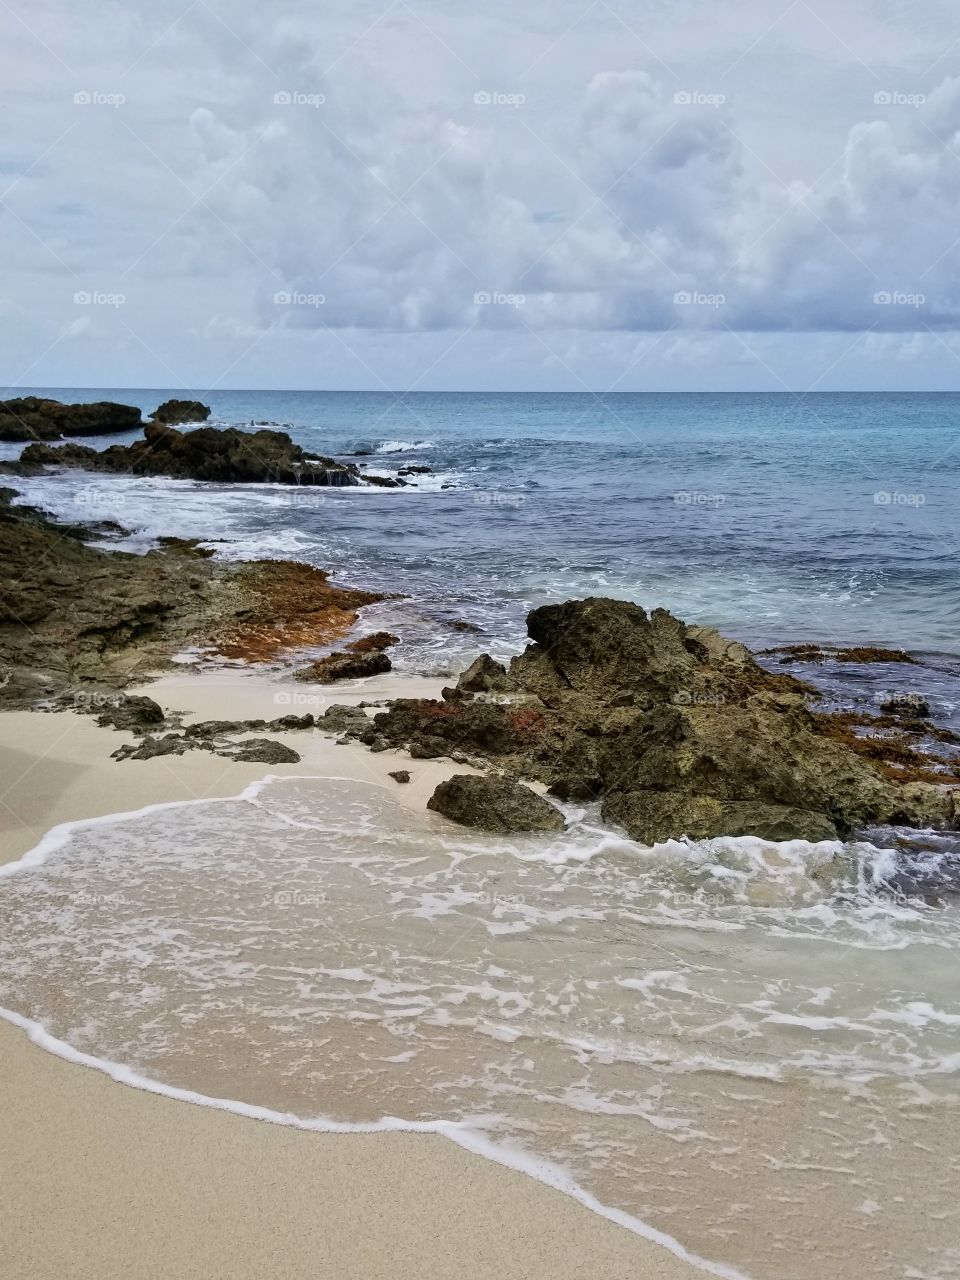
top-left (8, 389), bottom-right (960, 659)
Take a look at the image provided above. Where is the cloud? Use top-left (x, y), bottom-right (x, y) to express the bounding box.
top-left (4, 0), bottom-right (960, 389)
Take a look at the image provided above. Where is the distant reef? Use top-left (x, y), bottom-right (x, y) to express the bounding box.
top-left (4, 421), bottom-right (363, 485)
top-left (0, 394), bottom-right (212, 443)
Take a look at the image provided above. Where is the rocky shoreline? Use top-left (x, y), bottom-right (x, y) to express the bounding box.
top-left (0, 486), bottom-right (381, 708)
top-left (2, 462), bottom-right (959, 845)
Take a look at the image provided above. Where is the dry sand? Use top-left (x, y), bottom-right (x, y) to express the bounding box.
top-left (0, 669), bottom-right (704, 1280)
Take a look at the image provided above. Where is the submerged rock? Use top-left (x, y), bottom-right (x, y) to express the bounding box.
top-left (427, 774), bottom-right (566, 834)
top-left (367, 598), bottom-right (958, 843)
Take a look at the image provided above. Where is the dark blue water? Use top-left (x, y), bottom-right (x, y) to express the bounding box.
top-left (6, 390), bottom-right (960, 669)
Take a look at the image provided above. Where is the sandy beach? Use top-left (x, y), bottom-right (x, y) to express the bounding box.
top-left (0, 669), bottom-right (704, 1280)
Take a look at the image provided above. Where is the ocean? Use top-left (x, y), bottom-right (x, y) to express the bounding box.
top-left (3, 389), bottom-right (960, 1278)
top-left (5, 388), bottom-right (960, 665)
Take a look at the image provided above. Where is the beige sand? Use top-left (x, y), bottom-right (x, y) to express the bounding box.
top-left (0, 670), bottom-right (702, 1280)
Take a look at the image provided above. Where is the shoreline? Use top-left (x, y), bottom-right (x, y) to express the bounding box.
top-left (0, 668), bottom-right (709, 1280)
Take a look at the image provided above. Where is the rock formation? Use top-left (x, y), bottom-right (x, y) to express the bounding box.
top-left (149, 399), bottom-right (211, 424)
top-left (0, 396), bottom-right (141, 442)
top-left (7, 422), bottom-right (361, 485)
top-left (349, 598), bottom-right (958, 843)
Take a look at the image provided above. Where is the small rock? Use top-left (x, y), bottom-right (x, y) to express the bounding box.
top-left (93, 693), bottom-right (165, 734)
top-left (295, 650), bottom-right (391, 683)
top-left (389, 769), bottom-right (411, 783)
top-left (427, 774), bottom-right (566, 834)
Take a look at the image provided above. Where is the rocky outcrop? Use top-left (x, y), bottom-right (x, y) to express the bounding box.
top-left (0, 397), bottom-right (142, 442)
top-left (7, 422), bottom-right (361, 486)
top-left (355, 598), bottom-right (958, 844)
top-left (150, 399), bottom-right (211, 424)
top-left (0, 488), bottom-right (383, 707)
top-left (427, 774), bottom-right (566, 833)
top-left (112, 733), bottom-right (300, 764)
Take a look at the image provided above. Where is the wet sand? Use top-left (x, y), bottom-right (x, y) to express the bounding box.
top-left (0, 669), bottom-right (703, 1280)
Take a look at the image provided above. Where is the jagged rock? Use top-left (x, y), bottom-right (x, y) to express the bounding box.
top-left (0, 397), bottom-right (141, 442)
top-left (93, 694), bottom-right (166, 734)
top-left (112, 733), bottom-right (205, 761)
top-left (319, 704), bottom-right (371, 734)
top-left (8, 422), bottom-right (361, 486)
top-left (366, 598), bottom-right (957, 842)
top-left (427, 774), bottom-right (566, 834)
top-left (295, 650), bottom-right (391, 683)
top-left (220, 738), bottom-right (301, 764)
top-left (267, 713), bottom-right (315, 731)
top-left (182, 715), bottom-right (313, 742)
top-left (184, 719), bottom-right (248, 738)
top-left (457, 654), bottom-right (508, 694)
top-left (389, 769), bottom-right (411, 783)
top-left (150, 399), bottom-right (211, 424)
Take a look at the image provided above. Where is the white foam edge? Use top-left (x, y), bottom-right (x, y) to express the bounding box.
top-left (0, 772), bottom-right (752, 1280)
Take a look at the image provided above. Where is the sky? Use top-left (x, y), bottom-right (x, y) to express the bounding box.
top-left (4, 0), bottom-right (960, 392)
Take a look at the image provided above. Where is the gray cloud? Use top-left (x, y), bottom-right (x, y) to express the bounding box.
top-left (3, 1), bottom-right (960, 388)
